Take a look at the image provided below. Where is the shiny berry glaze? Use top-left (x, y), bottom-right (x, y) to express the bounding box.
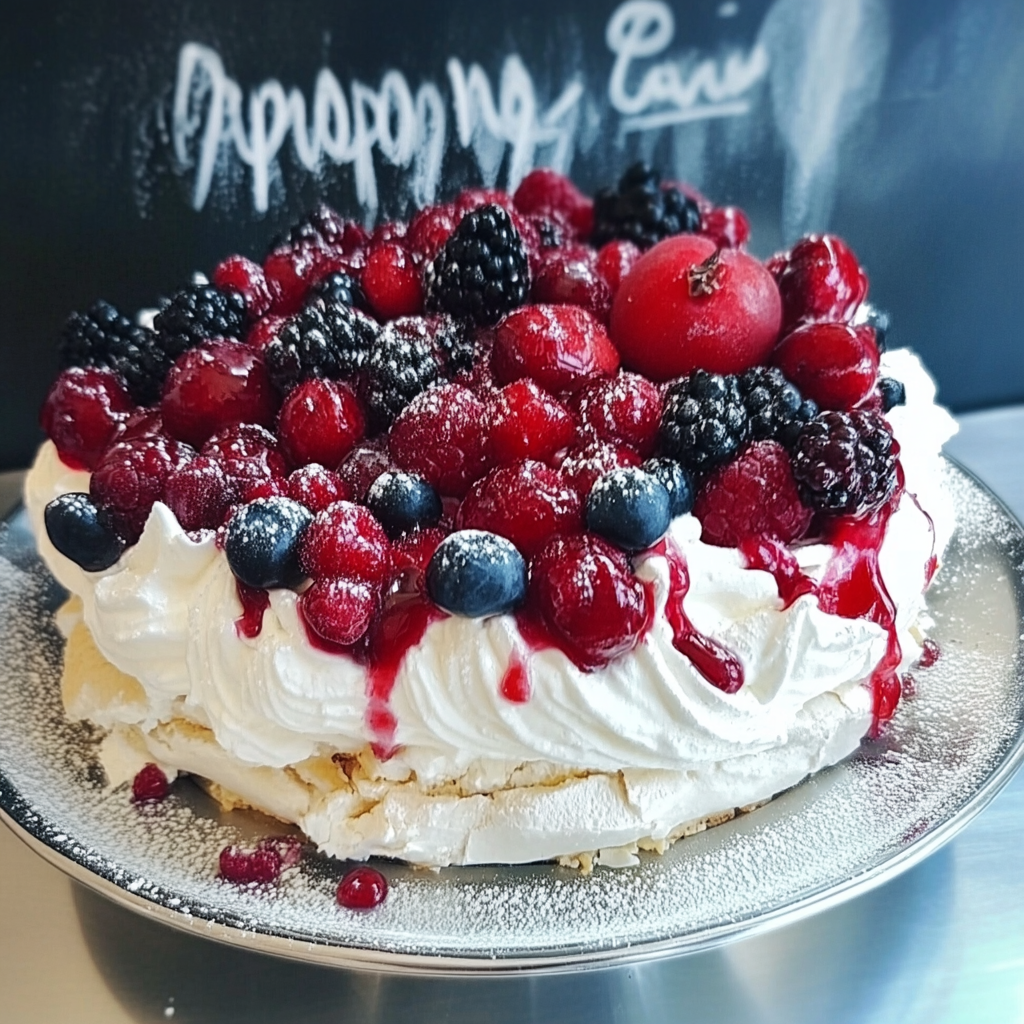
top-left (235, 582), bottom-right (270, 639)
top-left (531, 246), bottom-right (613, 323)
top-left (771, 322), bottom-right (879, 411)
top-left (337, 866), bottom-right (388, 909)
top-left (739, 536), bottom-right (817, 609)
top-left (773, 234), bottom-right (868, 333)
top-left (500, 655), bottom-right (531, 703)
top-left (212, 255), bottom-right (273, 321)
top-left (277, 378), bottom-right (366, 469)
top-left (487, 380), bottom-right (577, 466)
top-left (362, 243), bottom-right (424, 319)
top-left (131, 763), bottom-right (170, 803)
top-left (701, 206), bottom-right (751, 249)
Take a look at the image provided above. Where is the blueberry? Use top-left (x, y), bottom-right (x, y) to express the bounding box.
top-left (44, 492), bottom-right (125, 571)
top-left (426, 530), bottom-right (527, 618)
top-left (225, 497), bottom-right (313, 590)
top-left (878, 376), bottom-right (906, 413)
top-left (859, 303), bottom-right (891, 351)
top-left (365, 471), bottom-right (442, 539)
top-left (587, 467), bottom-right (671, 552)
top-left (641, 457), bottom-right (695, 517)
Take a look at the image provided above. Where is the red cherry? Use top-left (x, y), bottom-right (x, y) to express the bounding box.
top-left (286, 464), bottom-right (352, 512)
top-left (219, 844), bottom-right (282, 884)
top-left (513, 168), bottom-right (594, 239)
top-left (700, 207), bottom-right (750, 249)
top-left (212, 255), bottom-right (273, 321)
top-left (336, 866), bottom-right (388, 909)
top-left (263, 242), bottom-right (355, 316)
top-left (571, 373), bottom-right (662, 457)
top-left (531, 246), bottom-right (612, 323)
top-left (595, 240), bottom-right (641, 295)
top-left (771, 234), bottom-right (868, 332)
top-left (557, 441), bottom-right (641, 499)
top-left (362, 243), bottom-right (424, 319)
top-left (491, 305), bottom-right (620, 394)
top-left (40, 367), bottom-right (134, 470)
top-left (299, 500), bottom-right (393, 586)
top-left (161, 339), bottom-right (277, 448)
top-left (457, 461), bottom-right (583, 558)
top-left (772, 322), bottom-right (879, 411)
top-left (487, 379), bottom-right (576, 465)
top-left (610, 235), bottom-right (782, 380)
top-left (277, 378), bottom-right (366, 468)
top-left (300, 576), bottom-right (378, 645)
top-left (530, 533), bottom-right (653, 669)
top-left (131, 763), bottom-right (170, 803)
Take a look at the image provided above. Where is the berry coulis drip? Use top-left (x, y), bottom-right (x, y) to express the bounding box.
top-left (906, 489), bottom-right (938, 585)
top-left (500, 653), bottom-right (531, 703)
top-left (235, 582), bottom-right (270, 639)
top-left (739, 535), bottom-right (816, 609)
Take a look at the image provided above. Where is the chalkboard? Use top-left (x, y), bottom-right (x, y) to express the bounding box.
top-left (2, 0), bottom-right (1023, 470)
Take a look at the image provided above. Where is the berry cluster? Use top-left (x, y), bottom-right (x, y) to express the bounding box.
top-left (42, 165), bottom-right (907, 673)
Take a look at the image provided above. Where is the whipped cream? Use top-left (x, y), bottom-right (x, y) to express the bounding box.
top-left (25, 349), bottom-right (958, 866)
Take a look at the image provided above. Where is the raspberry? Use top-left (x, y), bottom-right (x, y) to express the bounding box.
top-left (572, 373), bottom-right (663, 458)
top-left (161, 339), bottom-right (278, 448)
top-left (491, 304), bottom-right (619, 394)
top-left (90, 434), bottom-right (194, 543)
top-left (771, 234), bottom-right (868, 332)
top-left (286, 464), bottom-right (351, 512)
top-left (487, 379), bottom-right (576, 465)
top-left (700, 207), bottom-right (750, 249)
top-left (693, 441), bottom-right (812, 547)
top-left (591, 162), bottom-right (701, 249)
top-left (245, 313), bottom-right (289, 352)
top-left (530, 533), bottom-right (653, 668)
top-left (154, 283), bottom-right (246, 352)
top-left (513, 168), bottom-right (594, 239)
top-left (425, 204), bottom-right (530, 325)
top-left (595, 240), bottom-right (641, 295)
top-left (299, 501), bottom-right (393, 586)
top-left (336, 866), bottom-right (388, 909)
top-left (530, 246), bottom-right (612, 323)
top-left (791, 410), bottom-right (898, 516)
top-left (362, 317), bottom-right (444, 430)
top-left (361, 243), bottom-right (424, 319)
top-left (659, 370), bottom-right (750, 473)
top-left (263, 242), bottom-right (333, 315)
top-left (388, 384), bottom-right (491, 497)
top-left (406, 203), bottom-right (458, 262)
top-left (277, 378), bottom-right (366, 469)
top-left (337, 440), bottom-right (396, 501)
top-left (772, 322), bottom-right (879, 411)
top-left (164, 455), bottom-right (236, 531)
top-left (202, 422), bottom-right (285, 469)
top-left (131, 763), bottom-right (170, 802)
top-left (40, 367), bottom-right (134, 470)
top-left (558, 440), bottom-right (642, 499)
top-left (300, 576), bottom-right (378, 645)
top-left (737, 366), bottom-right (817, 447)
top-left (212, 255), bottom-right (273, 321)
top-left (456, 461), bottom-right (583, 557)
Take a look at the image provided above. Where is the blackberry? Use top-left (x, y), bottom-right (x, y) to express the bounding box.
top-left (592, 162), bottom-right (701, 250)
top-left (878, 376), bottom-right (906, 413)
top-left (363, 318), bottom-right (443, 430)
top-left (153, 283), bottom-right (246, 355)
top-left (309, 270), bottom-right (369, 312)
top-left (791, 410), bottom-right (898, 516)
top-left (659, 370), bottom-right (749, 473)
top-left (264, 300), bottom-right (379, 394)
top-left (738, 366), bottom-right (818, 449)
top-left (431, 315), bottom-right (476, 376)
top-left (274, 203), bottom-right (349, 250)
top-left (58, 300), bottom-right (172, 406)
top-left (425, 204), bottom-right (530, 325)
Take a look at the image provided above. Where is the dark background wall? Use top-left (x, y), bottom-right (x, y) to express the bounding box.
top-left (1, 0), bottom-right (1022, 470)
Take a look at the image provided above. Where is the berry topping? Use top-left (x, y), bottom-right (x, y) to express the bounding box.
top-left (225, 497), bottom-right (314, 590)
top-left (610, 234), bottom-right (782, 380)
top-left (363, 317), bottom-right (444, 430)
top-left (513, 168), bottom-right (594, 239)
top-left (264, 300), bottom-right (379, 394)
top-left (659, 370), bottom-right (750, 473)
top-left (245, 313), bottom-right (289, 352)
top-left (585, 467), bottom-right (671, 552)
top-left (337, 440), bottom-right (395, 501)
top-left (132, 763), bottom-right (170, 803)
top-left (388, 384), bottom-right (491, 497)
top-left (700, 206), bottom-right (750, 249)
top-left (58, 300), bottom-right (171, 406)
top-left (336, 866), bottom-right (388, 910)
top-left (693, 441), bottom-right (812, 547)
top-left (772, 322), bottom-right (879, 412)
top-left (275, 203), bottom-right (368, 253)
top-left (154, 283), bottom-right (246, 351)
top-left (487, 379), bottom-right (576, 465)
top-left (286, 464), bottom-right (351, 512)
top-left (161, 339), bottom-right (277, 448)
top-left (558, 440), bottom-right (642, 499)
top-left (44, 492), bottom-right (126, 572)
top-left (362, 242), bottom-right (424, 319)
top-left (212, 256), bottom-right (273, 321)
top-left (572, 372), bottom-right (663, 457)
top-left (41, 367), bottom-right (134, 470)
top-left (201, 422), bottom-right (285, 469)
top-left (771, 234), bottom-right (868, 332)
top-left (299, 501), bottom-right (393, 586)
top-left (642, 457), bottom-right (695, 517)
top-left (406, 203), bottom-right (458, 262)
top-left (426, 530), bottom-right (528, 617)
top-left (737, 366), bottom-right (818, 447)
top-left (164, 455), bottom-right (235, 531)
top-left (219, 843), bottom-right (282, 885)
top-left (277, 378), bottom-right (366, 469)
top-left (531, 245), bottom-right (612, 323)
top-left (263, 242), bottom-right (340, 315)
top-left (391, 526), bottom-right (447, 578)
top-left (530, 533), bottom-right (653, 668)
top-left (300, 576), bottom-right (378, 645)
top-left (491, 304), bottom-right (620, 394)
top-left (595, 240), bottom-right (642, 295)
top-left (426, 204), bottom-right (530, 325)
top-left (591, 162), bottom-right (701, 249)
top-left (878, 376), bottom-right (907, 413)
top-left (366, 471), bottom-right (443, 539)
top-left (457, 461), bottom-right (583, 558)
top-left (309, 270), bottom-right (369, 312)
top-left (791, 410), bottom-right (898, 516)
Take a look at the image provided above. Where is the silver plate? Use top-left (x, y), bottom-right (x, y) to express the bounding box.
top-left (0, 460), bottom-right (1022, 976)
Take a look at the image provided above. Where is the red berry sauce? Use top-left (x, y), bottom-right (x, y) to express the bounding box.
top-left (919, 639), bottom-right (941, 668)
top-left (235, 582), bottom-right (270, 639)
top-left (337, 866), bottom-right (388, 910)
top-left (739, 536), bottom-right (817, 609)
top-left (500, 654), bottom-right (531, 703)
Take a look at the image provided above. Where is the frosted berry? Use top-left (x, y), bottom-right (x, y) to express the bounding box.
top-left (457, 461), bottom-right (583, 558)
top-left (513, 168), bottom-right (594, 239)
top-left (263, 242), bottom-right (340, 316)
top-left (277, 378), bottom-right (366, 469)
top-left (491, 304), bottom-right (619, 394)
top-left (154, 283), bottom-right (246, 351)
top-left (392, 526), bottom-right (448, 579)
top-left (878, 376), bottom-right (906, 412)
top-left (41, 367), bottom-right (134, 470)
top-left (595, 240), bottom-right (641, 295)
top-left (426, 530), bottom-right (528, 617)
top-left (300, 576), bottom-right (378, 646)
top-left (586, 467), bottom-right (671, 552)
top-left (659, 370), bottom-right (750, 473)
top-left (225, 497), bottom-right (314, 590)
top-left (274, 203), bottom-right (368, 254)
top-left (737, 366), bottom-right (818, 447)
top-left (487, 379), bottom-right (576, 465)
top-left (362, 317), bottom-right (444, 430)
top-left (202, 422), bottom-right (285, 471)
top-left (572, 372), bottom-right (663, 458)
top-left (693, 441), bottom-right (812, 547)
top-left (642, 457), bottom-right (695, 517)
top-left (164, 455), bottom-right (235, 531)
top-left (530, 533), bottom-right (653, 668)
top-left (362, 243), bottom-right (424, 319)
top-left (44, 492), bottom-right (126, 571)
top-left (132, 763), bottom-right (170, 803)
top-left (406, 203), bottom-right (458, 262)
top-left (388, 384), bottom-right (491, 497)
top-left (219, 844), bottom-right (282, 885)
top-left (591, 162), bottom-right (700, 249)
top-left (286, 464), bottom-right (351, 512)
top-left (212, 255), bottom-right (273, 321)
top-left (772, 234), bottom-right (868, 332)
top-left (309, 270), bottom-right (369, 312)
top-left (245, 313), bottom-right (289, 352)
top-left (366, 471), bottom-right (443, 539)
top-left (558, 440), bottom-right (642, 499)
top-left (337, 441), bottom-right (395, 501)
top-left (531, 246), bottom-right (612, 323)
top-left (299, 501), bottom-right (393, 586)
top-left (772, 322), bottom-right (879, 411)
top-left (700, 206), bottom-right (750, 249)
top-left (337, 866), bottom-right (388, 910)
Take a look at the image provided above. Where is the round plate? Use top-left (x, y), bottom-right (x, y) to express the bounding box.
top-left (0, 460), bottom-right (1022, 976)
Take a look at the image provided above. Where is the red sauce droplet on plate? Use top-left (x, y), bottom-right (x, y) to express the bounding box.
top-left (919, 638), bottom-right (941, 668)
top-left (337, 866), bottom-right (388, 909)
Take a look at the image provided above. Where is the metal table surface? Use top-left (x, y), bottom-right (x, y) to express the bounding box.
top-left (1, 407), bottom-right (1023, 1024)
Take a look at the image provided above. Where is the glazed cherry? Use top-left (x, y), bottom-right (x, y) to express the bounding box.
top-left (361, 243), bottom-right (424, 319)
top-left (277, 378), bottom-right (366, 469)
top-left (772, 322), bottom-right (879, 411)
top-left (512, 168), bottom-right (594, 239)
top-left (572, 373), bottom-right (663, 458)
top-left (595, 239), bottom-right (641, 295)
top-left (337, 441), bottom-right (396, 501)
top-left (164, 455), bottom-right (235, 531)
top-left (700, 206), bottom-right (750, 249)
top-left (531, 246), bottom-right (612, 323)
top-left (263, 242), bottom-right (349, 316)
top-left (131, 763), bottom-right (170, 803)
top-left (212, 255), bottom-right (273, 321)
top-left (299, 500), bottom-right (393, 586)
top-left (772, 234), bottom-right (868, 332)
top-left (336, 866), bottom-right (388, 909)
top-left (244, 313), bottom-right (289, 352)
top-left (487, 379), bottom-right (576, 465)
